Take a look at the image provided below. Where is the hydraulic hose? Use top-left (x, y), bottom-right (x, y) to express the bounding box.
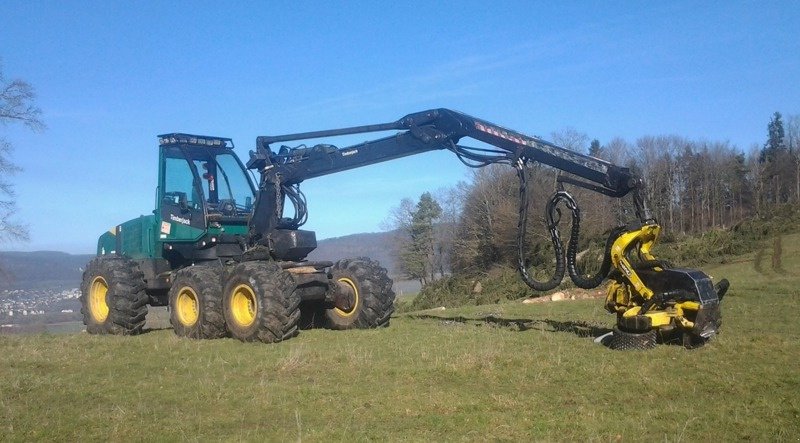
top-left (553, 190), bottom-right (624, 289)
top-left (516, 165), bottom-right (564, 291)
top-left (516, 163), bottom-right (620, 292)
top-left (567, 221), bottom-right (626, 289)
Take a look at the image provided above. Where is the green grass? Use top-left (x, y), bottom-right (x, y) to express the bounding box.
top-left (2, 236), bottom-right (800, 441)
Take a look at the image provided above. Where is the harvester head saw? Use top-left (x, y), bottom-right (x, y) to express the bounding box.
top-left (602, 221), bottom-right (729, 349)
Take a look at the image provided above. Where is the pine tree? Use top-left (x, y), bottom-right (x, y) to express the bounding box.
top-left (760, 111), bottom-right (786, 163)
top-left (588, 139), bottom-right (602, 157)
top-left (395, 192), bottom-right (442, 285)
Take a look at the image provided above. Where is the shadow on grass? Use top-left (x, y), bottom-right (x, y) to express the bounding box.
top-left (402, 314), bottom-right (612, 339)
top-left (141, 327), bottom-right (172, 334)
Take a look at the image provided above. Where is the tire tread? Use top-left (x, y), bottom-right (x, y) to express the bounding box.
top-left (80, 257), bottom-right (148, 335)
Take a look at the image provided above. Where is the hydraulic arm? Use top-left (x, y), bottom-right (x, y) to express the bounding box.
top-left (249, 109), bottom-right (641, 194)
top-left (247, 108), bottom-right (727, 348)
top-left (247, 109), bottom-right (648, 235)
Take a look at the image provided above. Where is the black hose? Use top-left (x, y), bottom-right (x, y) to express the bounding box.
top-left (567, 221), bottom-right (626, 289)
top-left (516, 165), bottom-right (565, 291)
top-left (277, 184), bottom-right (308, 229)
top-left (516, 163), bottom-right (623, 291)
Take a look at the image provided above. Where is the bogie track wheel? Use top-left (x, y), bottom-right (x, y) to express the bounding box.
top-left (222, 262), bottom-right (301, 343)
top-left (169, 266), bottom-right (226, 339)
top-left (323, 258), bottom-right (395, 330)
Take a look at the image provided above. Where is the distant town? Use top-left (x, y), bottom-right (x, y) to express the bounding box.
top-left (0, 287), bottom-right (82, 328)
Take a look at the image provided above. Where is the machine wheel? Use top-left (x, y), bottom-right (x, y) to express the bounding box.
top-left (169, 266), bottom-right (226, 339)
top-left (80, 257), bottom-right (148, 335)
top-left (323, 258), bottom-right (395, 330)
top-left (609, 326), bottom-right (657, 351)
top-left (222, 262), bottom-right (301, 343)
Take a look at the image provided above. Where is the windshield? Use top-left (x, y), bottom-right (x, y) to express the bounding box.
top-left (206, 152), bottom-right (255, 211)
top-left (162, 147), bottom-right (255, 216)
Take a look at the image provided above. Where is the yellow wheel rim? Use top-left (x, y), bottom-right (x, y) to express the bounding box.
top-left (230, 284), bottom-right (257, 327)
top-left (334, 277), bottom-right (359, 317)
top-left (89, 276), bottom-right (110, 323)
top-left (176, 287), bottom-right (199, 327)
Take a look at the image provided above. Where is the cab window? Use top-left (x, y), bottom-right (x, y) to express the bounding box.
top-left (163, 157), bottom-right (202, 209)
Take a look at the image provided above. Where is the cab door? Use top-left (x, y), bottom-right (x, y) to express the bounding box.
top-left (158, 148), bottom-right (207, 242)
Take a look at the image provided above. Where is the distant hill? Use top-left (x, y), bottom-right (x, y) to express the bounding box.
top-left (308, 231), bottom-right (399, 276)
top-left (0, 251), bottom-right (94, 290)
top-left (0, 231), bottom-right (401, 290)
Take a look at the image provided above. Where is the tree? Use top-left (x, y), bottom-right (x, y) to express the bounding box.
top-left (431, 185), bottom-right (464, 277)
top-left (588, 139), bottom-right (602, 157)
top-left (760, 111), bottom-right (786, 163)
top-left (786, 114), bottom-right (800, 202)
top-left (0, 62), bottom-right (44, 243)
top-left (409, 192), bottom-right (442, 284)
top-left (386, 193), bottom-right (443, 285)
top-left (450, 165), bottom-right (519, 273)
top-left (759, 112), bottom-right (792, 204)
top-left (551, 128), bottom-right (589, 153)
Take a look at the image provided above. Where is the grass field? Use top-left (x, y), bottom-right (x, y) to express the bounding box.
top-left (1, 235), bottom-right (799, 441)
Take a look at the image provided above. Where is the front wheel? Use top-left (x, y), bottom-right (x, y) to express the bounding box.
top-left (222, 262), bottom-right (301, 343)
top-left (80, 257), bottom-right (148, 335)
top-left (323, 258), bottom-right (395, 330)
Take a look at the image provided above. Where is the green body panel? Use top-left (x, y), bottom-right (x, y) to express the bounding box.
top-left (157, 221), bottom-right (248, 243)
top-left (96, 231), bottom-right (115, 256)
top-left (159, 219), bottom-right (205, 243)
top-left (95, 215), bottom-right (159, 259)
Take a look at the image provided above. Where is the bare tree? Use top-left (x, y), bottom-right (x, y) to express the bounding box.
top-left (746, 144), bottom-right (765, 214)
top-left (382, 197), bottom-right (415, 277)
top-left (550, 128), bottom-right (589, 152)
top-left (0, 62), bottom-right (44, 244)
top-left (786, 114), bottom-right (800, 202)
top-left (432, 184), bottom-right (465, 277)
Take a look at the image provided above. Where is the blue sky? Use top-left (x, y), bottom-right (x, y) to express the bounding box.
top-left (1, 1), bottom-right (798, 253)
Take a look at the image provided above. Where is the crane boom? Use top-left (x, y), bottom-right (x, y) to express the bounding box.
top-left (251, 108), bottom-right (635, 192)
top-left (247, 108), bottom-right (650, 241)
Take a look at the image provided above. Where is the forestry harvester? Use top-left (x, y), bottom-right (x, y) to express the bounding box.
top-left (81, 109), bottom-right (728, 349)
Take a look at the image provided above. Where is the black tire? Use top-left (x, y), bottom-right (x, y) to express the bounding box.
top-left (609, 326), bottom-right (657, 351)
top-left (222, 262), bottom-right (301, 343)
top-left (169, 266), bottom-right (226, 339)
top-left (323, 258), bottom-right (395, 330)
top-left (80, 257), bottom-right (148, 335)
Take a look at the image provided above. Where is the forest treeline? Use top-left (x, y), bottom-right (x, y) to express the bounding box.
top-left (386, 112), bottom-right (800, 286)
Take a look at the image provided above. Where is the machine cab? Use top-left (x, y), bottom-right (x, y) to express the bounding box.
top-left (157, 133), bottom-right (255, 243)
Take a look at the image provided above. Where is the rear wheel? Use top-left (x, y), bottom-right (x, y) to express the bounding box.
top-left (169, 266), bottom-right (226, 339)
top-left (323, 258), bottom-right (395, 330)
top-left (222, 262), bottom-right (301, 343)
top-left (80, 257), bottom-right (148, 335)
